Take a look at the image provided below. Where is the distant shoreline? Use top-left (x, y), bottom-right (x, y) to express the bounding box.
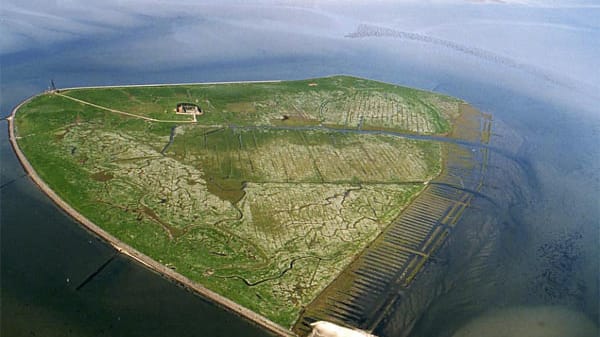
top-left (7, 87), bottom-right (297, 337)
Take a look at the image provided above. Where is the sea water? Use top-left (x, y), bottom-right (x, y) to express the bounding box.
top-left (1, 2), bottom-right (598, 337)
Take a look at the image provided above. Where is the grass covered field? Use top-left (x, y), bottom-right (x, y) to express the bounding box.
top-left (14, 76), bottom-right (460, 327)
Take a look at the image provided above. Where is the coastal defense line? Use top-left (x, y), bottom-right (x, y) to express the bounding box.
top-left (293, 110), bottom-right (491, 336)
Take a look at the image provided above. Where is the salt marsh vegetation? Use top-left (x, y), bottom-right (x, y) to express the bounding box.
top-left (14, 76), bottom-right (461, 327)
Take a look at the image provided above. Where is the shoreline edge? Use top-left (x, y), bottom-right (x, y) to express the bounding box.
top-left (7, 89), bottom-right (297, 337)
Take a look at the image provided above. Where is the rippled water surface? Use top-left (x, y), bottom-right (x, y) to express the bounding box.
top-left (1, 2), bottom-right (598, 336)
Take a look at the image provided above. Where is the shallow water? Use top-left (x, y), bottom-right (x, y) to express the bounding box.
top-left (374, 80), bottom-right (600, 337)
top-left (452, 306), bottom-right (598, 337)
top-left (1, 2), bottom-right (599, 337)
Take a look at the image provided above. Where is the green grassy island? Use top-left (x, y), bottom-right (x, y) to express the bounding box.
top-left (13, 76), bottom-right (466, 329)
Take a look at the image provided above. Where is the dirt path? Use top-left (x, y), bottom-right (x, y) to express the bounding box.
top-left (56, 93), bottom-right (197, 123)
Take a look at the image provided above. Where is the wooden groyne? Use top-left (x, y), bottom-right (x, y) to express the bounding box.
top-left (293, 106), bottom-right (491, 336)
top-left (7, 95), bottom-right (296, 337)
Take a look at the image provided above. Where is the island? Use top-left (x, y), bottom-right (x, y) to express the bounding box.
top-left (9, 76), bottom-right (491, 336)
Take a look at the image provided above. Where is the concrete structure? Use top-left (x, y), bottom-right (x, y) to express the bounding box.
top-left (309, 321), bottom-right (377, 337)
